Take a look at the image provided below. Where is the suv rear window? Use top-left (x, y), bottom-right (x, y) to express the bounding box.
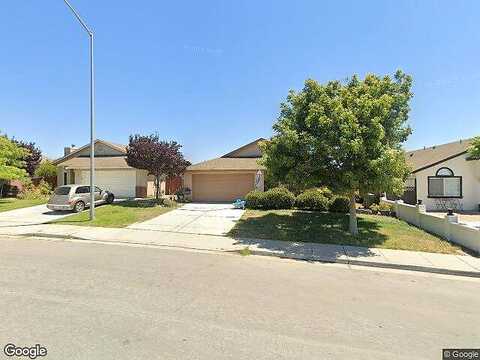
top-left (54, 187), bottom-right (71, 195)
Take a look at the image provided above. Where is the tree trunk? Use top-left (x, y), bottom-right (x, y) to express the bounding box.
top-left (349, 194), bottom-right (358, 236)
top-left (154, 176), bottom-right (160, 200)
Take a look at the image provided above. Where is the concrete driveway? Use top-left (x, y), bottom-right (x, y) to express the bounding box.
top-left (128, 203), bottom-right (245, 236)
top-left (0, 204), bottom-right (73, 227)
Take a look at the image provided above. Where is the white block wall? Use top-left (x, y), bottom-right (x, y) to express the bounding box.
top-left (381, 198), bottom-right (480, 253)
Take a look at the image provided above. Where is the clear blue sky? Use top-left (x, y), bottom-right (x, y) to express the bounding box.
top-left (1, 0), bottom-right (479, 163)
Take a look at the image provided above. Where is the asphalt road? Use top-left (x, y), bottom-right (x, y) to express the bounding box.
top-left (0, 237), bottom-right (478, 360)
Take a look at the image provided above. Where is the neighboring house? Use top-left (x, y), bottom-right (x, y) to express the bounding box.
top-left (53, 138), bottom-right (265, 202)
top-left (52, 140), bottom-right (157, 198)
top-left (403, 138), bottom-right (480, 211)
top-left (183, 138), bottom-right (265, 202)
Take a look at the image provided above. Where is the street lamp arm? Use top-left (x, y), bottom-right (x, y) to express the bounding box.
top-left (63, 0), bottom-right (93, 35)
top-left (63, 0), bottom-right (96, 220)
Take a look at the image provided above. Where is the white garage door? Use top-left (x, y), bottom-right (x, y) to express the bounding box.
top-left (76, 170), bottom-right (136, 198)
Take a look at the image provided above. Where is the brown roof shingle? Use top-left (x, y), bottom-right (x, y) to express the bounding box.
top-left (406, 138), bottom-right (473, 173)
top-left (186, 157), bottom-right (264, 171)
top-left (59, 157), bottom-right (132, 169)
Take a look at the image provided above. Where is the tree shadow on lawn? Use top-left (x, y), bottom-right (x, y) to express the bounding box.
top-left (114, 199), bottom-right (174, 208)
top-left (228, 211), bottom-right (388, 259)
top-left (113, 199), bottom-right (159, 208)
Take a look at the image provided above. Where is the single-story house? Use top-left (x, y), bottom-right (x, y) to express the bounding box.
top-left (183, 138), bottom-right (265, 202)
top-left (53, 140), bottom-right (157, 198)
top-left (403, 138), bottom-right (480, 211)
top-left (53, 138), bottom-right (265, 202)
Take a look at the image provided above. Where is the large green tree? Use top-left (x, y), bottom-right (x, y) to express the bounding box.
top-left (261, 71), bottom-right (413, 235)
top-left (467, 136), bottom-right (480, 160)
top-left (0, 135), bottom-right (29, 196)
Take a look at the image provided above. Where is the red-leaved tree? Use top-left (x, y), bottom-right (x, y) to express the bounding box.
top-left (12, 139), bottom-right (42, 177)
top-left (126, 134), bottom-right (190, 200)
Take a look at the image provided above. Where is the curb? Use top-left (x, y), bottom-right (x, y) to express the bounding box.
top-left (245, 249), bottom-right (480, 278)
top-left (3, 232), bottom-right (480, 279)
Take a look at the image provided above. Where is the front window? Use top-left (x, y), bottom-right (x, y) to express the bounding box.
top-left (428, 167), bottom-right (462, 198)
top-left (436, 167), bottom-right (454, 176)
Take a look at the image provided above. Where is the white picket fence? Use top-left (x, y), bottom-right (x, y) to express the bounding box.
top-left (380, 197), bottom-right (480, 254)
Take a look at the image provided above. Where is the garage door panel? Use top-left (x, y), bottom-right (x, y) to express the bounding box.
top-left (192, 173), bottom-right (254, 202)
top-left (76, 170), bottom-right (136, 198)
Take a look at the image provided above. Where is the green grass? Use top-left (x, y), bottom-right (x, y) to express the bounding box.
top-left (239, 247), bottom-right (252, 256)
top-left (228, 210), bottom-right (461, 254)
top-left (0, 198), bottom-right (48, 212)
top-left (51, 199), bottom-right (176, 228)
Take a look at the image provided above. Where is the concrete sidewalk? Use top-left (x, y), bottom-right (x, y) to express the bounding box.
top-left (1, 223), bottom-right (479, 277)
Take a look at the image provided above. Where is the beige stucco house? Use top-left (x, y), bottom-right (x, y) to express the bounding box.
top-left (53, 138), bottom-right (265, 202)
top-left (405, 138), bottom-right (480, 211)
top-left (183, 138), bottom-right (265, 202)
top-left (53, 140), bottom-right (156, 198)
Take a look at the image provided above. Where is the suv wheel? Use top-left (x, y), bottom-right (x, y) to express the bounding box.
top-left (106, 193), bottom-right (115, 204)
top-left (74, 201), bottom-right (85, 213)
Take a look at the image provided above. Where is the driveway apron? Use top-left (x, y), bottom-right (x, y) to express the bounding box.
top-left (128, 203), bottom-right (245, 236)
top-left (0, 205), bottom-right (73, 227)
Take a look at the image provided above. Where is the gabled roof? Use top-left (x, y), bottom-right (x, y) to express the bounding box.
top-left (187, 138), bottom-right (265, 171)
top-left (406, 138), bottom-right (473, 173)
top-left (221, 138), bottom-right (265, 158)
top-left (53, 139), bottom-right (127, 166)
top-left (186, 157), bottom-right (264, 171)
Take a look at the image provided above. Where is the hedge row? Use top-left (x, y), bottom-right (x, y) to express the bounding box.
top-left (245, 187), bottom-right (350, 213)
top-left (245, 187), bottom-right (295, 210)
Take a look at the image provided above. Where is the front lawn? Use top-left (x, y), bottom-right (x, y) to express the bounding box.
top-left (0, 198), bottom-right (48, 213)
top-left (51, 199), bottom-right (176, 228)
top-left (228, 210), bottom-right (460, 254)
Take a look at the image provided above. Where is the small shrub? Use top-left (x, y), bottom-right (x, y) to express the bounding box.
top-left (317, 186), bottom-right (333, 200)
top-left (245, 190), bottom-right (266, 209)
top-left (369, 203), bottom-right (380, 214)
top-left (328, 196), bottom-right (350, 213)
top-left (262, 187), bottom-right (295, 210)
top-left (378, 202), bottom-right (394, 215)
top-left (239, 247), bottom-right (251, 256)
top-left (139, 198), bottom-right (176, 207)
top-left (295, 189), bottom-right (329, 211)
top-left (175, 187), bottom-right (191, 203)
top-left (18, 180), bottom-right (52, 200)
top-left (162, 198), bottom-right (177, 208)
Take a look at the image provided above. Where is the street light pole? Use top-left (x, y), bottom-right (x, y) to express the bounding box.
top-left (63, 0), bottom-right (95, 220)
